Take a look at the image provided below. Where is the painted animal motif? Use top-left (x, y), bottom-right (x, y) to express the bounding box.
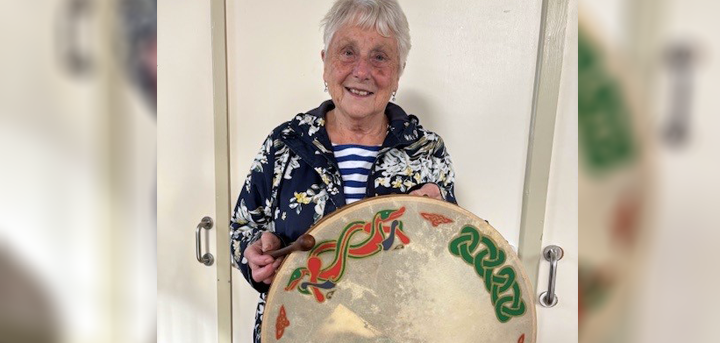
top-left (285, 207), bottom-right (409, 302)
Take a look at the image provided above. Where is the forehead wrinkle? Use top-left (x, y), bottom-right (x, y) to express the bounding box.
top-left (333, 36), bottom-right (395, 54)
top-left (371, 45), bottom-right (393, 54)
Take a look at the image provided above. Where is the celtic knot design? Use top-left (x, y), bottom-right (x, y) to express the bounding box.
top-left (275, 305), bottom-right (290, 339)
top-left (285, 207), bottom-right (410, 302)
top-left (449, 225), bottom-right (526, 323)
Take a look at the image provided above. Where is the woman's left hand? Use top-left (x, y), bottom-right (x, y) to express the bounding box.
top-left (409, 183), bottom-right (442, 200)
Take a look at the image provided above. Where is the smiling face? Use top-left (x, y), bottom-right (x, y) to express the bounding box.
top-left (323, 24), bottom-right (401, 122)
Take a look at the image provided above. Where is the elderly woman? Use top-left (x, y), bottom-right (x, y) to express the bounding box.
top-left (230, 0), bottom-right (456, 341)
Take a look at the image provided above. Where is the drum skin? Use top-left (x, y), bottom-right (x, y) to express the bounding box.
top-left (262, 195), bottom-right (536, 343)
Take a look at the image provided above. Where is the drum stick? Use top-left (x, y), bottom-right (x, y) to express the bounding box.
top-left (266, 234), bottom-right (315, 258)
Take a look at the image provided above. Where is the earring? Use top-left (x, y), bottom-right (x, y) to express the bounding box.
top-left (323, 82), bottom-right (328, 92)
top-left (391, 91), bottom-right (396, 102)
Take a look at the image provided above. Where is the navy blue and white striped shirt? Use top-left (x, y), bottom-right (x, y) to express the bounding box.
top-left (332, 144), bottom-right (380, 204)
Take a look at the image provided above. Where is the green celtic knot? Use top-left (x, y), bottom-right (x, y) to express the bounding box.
top-left (449, 225), bottom-right (526, 323)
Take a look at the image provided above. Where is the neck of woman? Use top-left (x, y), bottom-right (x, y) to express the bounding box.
top-left (326, 109), bottom-right (388, 146)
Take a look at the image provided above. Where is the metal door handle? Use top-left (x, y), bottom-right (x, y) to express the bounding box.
top-left (57, 0), bottom-right (94, 76)
top-left (663, 43), bottom-right (696, 147)
top-left (538, 245), bottom-right (564, 307)
top-left (195, 216), bottom-right (214, 266)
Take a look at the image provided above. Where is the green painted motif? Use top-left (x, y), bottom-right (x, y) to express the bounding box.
top-left (579, 28), bottom-right (637, 173)
top-left (448, 225), bottom-right (526, 323)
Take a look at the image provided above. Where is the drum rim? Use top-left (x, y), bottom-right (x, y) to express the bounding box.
top-left (261, 194), bottom-right (537, 342)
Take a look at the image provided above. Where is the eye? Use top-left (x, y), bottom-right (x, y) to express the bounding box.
top-left (373, 53), bottom-right (388, 62)
top-left (341, 49), bottom-right (354, 57)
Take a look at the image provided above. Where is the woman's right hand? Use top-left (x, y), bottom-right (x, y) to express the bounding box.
top-left (245, 232), bottom-right (285, 284)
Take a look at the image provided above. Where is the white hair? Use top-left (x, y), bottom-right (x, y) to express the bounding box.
top-left (321, 0), bottom-right (411, 75)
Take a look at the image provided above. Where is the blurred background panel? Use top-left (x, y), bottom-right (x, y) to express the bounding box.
top-left (579, 0), bottom-right (720, 342)
top-left (0, 0), bottom-right (156, 342)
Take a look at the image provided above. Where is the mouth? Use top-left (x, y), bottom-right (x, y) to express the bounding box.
top-left (345, 87), bottom-right (374, 97)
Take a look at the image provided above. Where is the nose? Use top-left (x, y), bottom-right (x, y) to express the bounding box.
top-left (352, 57), bottom-right (371, 80)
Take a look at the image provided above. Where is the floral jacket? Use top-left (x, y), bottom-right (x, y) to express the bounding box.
top-left (229, 100), bottom-right (456, 342)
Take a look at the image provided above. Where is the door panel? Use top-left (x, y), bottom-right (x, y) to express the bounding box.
top-left (536, 2), bottom-right (578, 341)
top-left (157, 1), bottom-right (218, 342)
